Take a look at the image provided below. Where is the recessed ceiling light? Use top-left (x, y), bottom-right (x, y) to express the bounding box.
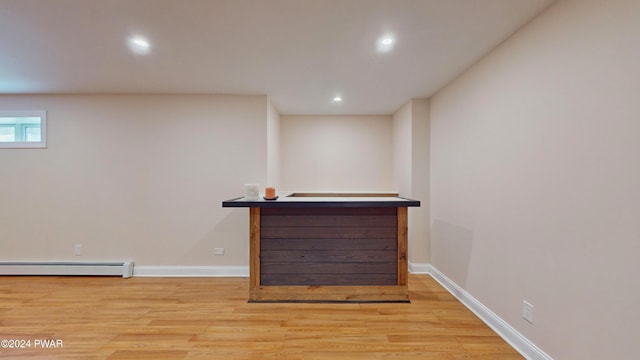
top-left (376, 34), bottom-right (395, 53)
top-left (127, 36), bottom-right (151, 55)
top-left (333, 96), bottom-right (342, 102)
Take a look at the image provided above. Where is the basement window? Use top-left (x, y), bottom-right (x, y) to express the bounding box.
top-left (0, 111), bottom-right (47, 148)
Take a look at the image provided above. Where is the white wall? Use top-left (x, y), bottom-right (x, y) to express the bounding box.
top-left (392, 99), bottom-right (430, 265)
top-left (0, 94), bottom-right (268, 266)
top-left (430, 0), bottom-right (640, 359)
top-left (409, 99), bottom-right (429, 265)
top-left (392, 102), bottom-right (412, 196)
top-left (280, 115), bottom-right (392, 192)
top-left (266, 98), bottom-right (280, 188)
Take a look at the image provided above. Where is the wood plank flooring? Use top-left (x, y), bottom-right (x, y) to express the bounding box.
top-left (0, 274), bottom-right (523, 359)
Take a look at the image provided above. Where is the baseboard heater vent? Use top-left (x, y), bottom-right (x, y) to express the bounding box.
top-left (0, 261), bottom-right (134, 278)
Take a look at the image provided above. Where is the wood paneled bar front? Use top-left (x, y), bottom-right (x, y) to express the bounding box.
top-left (222, 193), bottom-right (420, 302)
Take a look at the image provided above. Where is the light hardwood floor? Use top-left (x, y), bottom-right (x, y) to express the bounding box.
top-left (0, 274), bottom-right (523, 359)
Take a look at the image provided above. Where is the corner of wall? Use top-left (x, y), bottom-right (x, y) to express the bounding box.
top-left (266, 97), bottom-right (281, 188)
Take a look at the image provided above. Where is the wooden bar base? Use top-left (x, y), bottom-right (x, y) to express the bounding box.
top-left (223, 192), bottom-right (419, 303)
top-left (248, 205), bottom-right (409, 302)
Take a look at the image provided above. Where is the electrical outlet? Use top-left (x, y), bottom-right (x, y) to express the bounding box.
top-left (523, 300), bottom-right (534, 324)
top-left (213, 248), bottom-right (225, 256)
top-left (74, 244), bottom-right (82, 256)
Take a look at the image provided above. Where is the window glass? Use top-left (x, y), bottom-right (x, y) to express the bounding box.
top-left (24, 125), bottom-right (42, 142)
top-left (0, 111), bottom-right (46, 148)
top-left (0, 126), bottom-right (16, 142)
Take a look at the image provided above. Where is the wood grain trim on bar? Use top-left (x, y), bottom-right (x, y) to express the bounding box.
top-left (260, 238), bottom-right (397, 251)
top-left (261, 207), bottom-right (397, 216)
top-left (260, 215), bottom-right (397, 228)
top-left (260, 273), bottom-right (397, 286)
top-left (397, 207), bottom-right (408, 286)
top-left (249, 207), bottom-right (261, 290)
top-left (260, 250), bottom-right (397, 263)
top-left (261, 262), bottom-right (396, 274)
top-left (260, 226), bottom-right (397, 239)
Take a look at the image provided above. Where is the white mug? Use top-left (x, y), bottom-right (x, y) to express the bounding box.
top-left (244, 184), bottom-right (260, 200)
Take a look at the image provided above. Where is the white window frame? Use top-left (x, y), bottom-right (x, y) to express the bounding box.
top-left (0, 110), bottom-right (47, 149)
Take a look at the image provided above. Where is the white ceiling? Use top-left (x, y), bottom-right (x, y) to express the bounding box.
top-left (0, 0), bottom-right (555, 115)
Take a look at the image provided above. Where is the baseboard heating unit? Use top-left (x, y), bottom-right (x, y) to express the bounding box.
top-left (0, 261), bottom-right (134, 278)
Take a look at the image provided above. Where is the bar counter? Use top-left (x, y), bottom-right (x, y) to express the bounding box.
top-left (223, 192), bottom-right (420, 302)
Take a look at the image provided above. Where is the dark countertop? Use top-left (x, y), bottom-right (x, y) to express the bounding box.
top-left (222, 192), bottom-right (420, 208)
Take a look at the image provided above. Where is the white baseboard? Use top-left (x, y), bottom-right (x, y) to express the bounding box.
top-left (408, 261), bottom-right (430, 274)
top-left (133, 266), bottom-right (249, 277)
top-left (426, 265), bottom-right (553, 360)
